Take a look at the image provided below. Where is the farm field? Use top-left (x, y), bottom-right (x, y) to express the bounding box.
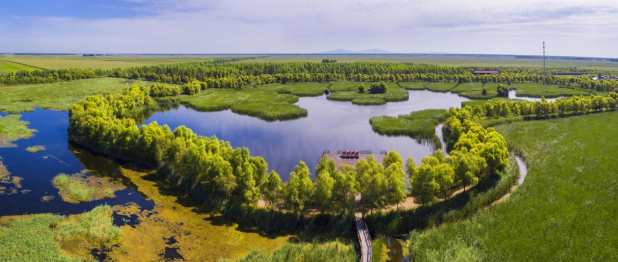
top-left (0, 60), bottom-right (43, 75)
top-left (409, 111), bottom-right (618, 261)
top-left (0, 77), bottom-right (157, 113)
top-left (0, 55), bottom-right (229, 70)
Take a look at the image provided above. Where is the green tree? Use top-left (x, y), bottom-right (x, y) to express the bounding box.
top-left (262, 171), bottom-right (282, 208)
top-left (237, 161), bottom-right (260, 203)
top-left (385, 164), bottom-right (407, 210)
top-left (451, 151), bottom-right (484, 191)
top-left (316, 156), bottom-right (336, 175)
top-left (282, 161), bottom-right (315, 213)
top-left (410, 163), bottom-right (439, 205)
top-left (497, 83), bottom-right (509, 97)
top-left (314, 170), bottom-right (335, 212)
top-left (332, 170), bottom-right (358, 211)
top-left (358, 84), bottom-right (366, 93)
top-left (434, 163), bottom-right (455, 199)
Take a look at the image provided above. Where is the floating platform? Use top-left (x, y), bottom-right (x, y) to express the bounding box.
top-left (321, 150), bottom-right (387, 168)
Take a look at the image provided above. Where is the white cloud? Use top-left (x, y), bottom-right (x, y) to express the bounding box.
top-left (2, 0), bottom-right (618, 56)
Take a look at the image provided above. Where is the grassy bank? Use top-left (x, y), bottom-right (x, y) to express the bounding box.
top-left (461, 97), bottom-right (523, 108)
top-left (0, 205), bottom-right (121, 261)
top-left (424, 82), bottom-right (458, 92)
top-left (0, 77), bottom-right (156, 113)
top-left (408, 111), bottom-right (618, 261)
top-left (369, 109), bottom-right (446, 143)
top-left (451, 83), bottom-right (499, 99)
top-left (0, 114), bottom-right (36, 148)
top-left (398, 82), bottom-right (431, 90)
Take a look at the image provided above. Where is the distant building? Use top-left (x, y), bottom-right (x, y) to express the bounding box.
top-left (551, 72), bottom-right (587, 76)
top-left (472, 70), bottom-right (500, 75)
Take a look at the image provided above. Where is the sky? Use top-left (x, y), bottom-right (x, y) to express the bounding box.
top-left (1, 0), bottom-right (618, 57)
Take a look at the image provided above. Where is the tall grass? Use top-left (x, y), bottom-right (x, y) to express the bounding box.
top-left (408, 111), bottom-right (618, 261)
top-left (369, 109), bottom-right (447, 143)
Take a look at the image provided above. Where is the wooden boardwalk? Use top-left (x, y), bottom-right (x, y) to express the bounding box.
top-left (355, 215), bottom-right (372, 262)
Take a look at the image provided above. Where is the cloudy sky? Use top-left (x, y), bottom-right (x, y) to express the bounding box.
top-left (1, 0), bottom-right (618, 57)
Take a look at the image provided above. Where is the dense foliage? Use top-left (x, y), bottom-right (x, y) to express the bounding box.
top-left (479, 93), bottom-right (618, 118)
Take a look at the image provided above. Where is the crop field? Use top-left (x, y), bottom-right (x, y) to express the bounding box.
top-left (0, 60), bottom-right (42, 75)
top-left (409, 111), bottom-right (618, 261)
top-left (511, 83), bottom-right (593, 98)
top-left (0, 55), bottom-right (229, 70)
top-left (0, 77), bottom-right (157, 113)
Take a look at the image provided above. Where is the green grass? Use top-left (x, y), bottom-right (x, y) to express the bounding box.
top-left (258, 82), bottom-right (329, 96)
top-left (408, 111), bottom-right (618, 261)
top-left (372, 236), bottom-right (386, 262)
top-left (225, 241), bottom-right (357, 262)
top-left (25, 145), bottom-right (45, 153)
top-left (0, 114), bottom-right (36, 148)
top-left (511, 83), bottom-right (592, 98)
top-left (0, 205), bottom-right (120, 261)
top-left (451, 83), bottom-right (499, 99)
top-left (326, 83), bottom-right (409, 105)
top-left (0, 55), bottom-right (226, 70)
top-left (424, 82), bottom-right (458, 92)
top-left (0, 60), bottom-right (42, 75)
top-left (369, 109), bottom-right (447, 140)
top-left (0, 77), bottom-right (157, 113)
top-left (165, 88), bottom-right (307, 121)
top-left (52, 172), bottom-right (123, 203)
top-left (398, 82), bottom-right (431, 90)
top-left (461, 97), bottom-right (523, 108)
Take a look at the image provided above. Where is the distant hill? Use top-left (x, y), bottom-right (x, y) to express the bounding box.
top-left (320, 49), bottom-right (393, 54)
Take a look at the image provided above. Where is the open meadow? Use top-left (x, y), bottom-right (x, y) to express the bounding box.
top-left (0, 55), bottom-right (230, 70)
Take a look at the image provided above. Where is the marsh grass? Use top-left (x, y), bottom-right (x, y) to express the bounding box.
top-left (258, 82), bottom-right (329, 96)
top-left (0, 77), bottom-right (157, 113)
top-left (52, 172), bottom-right (124, 203)
top-left (369, 109), bottom-right (447, 141)
top-left (226, 241), bottom-right (358, 262)
top-left (166, 88), bottom-right (308, 121)
top-left (451, 83), bottom-right (498, 99)
top-left (25, 145), bottom-right (46, 153)
top-left (511, 83), bottom-right (592, 98)
top-left (398, 82), bottom-right (431, 90)
top-left (0, 205), bottom-right (120, 261)
top-left (424, 82), bottom-right (458, 92)
top-left (408, 111), bottom-right (618, 261)
top-left (326, 83), bottom-right (409, 105)
top-left (0, 114), bottom-right (36, 148)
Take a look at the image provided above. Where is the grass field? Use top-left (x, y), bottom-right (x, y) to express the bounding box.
top-left (511, 83), bottom-right (593, 98)
top-left (239, 55), bottom-right (618, 70)
top-left (398, 82), bottom-right (431, 90)
top-left (408, 111), bottom-right (618, 261)
top-left (0, 55), bottom-right (232, 70)
top-left (0, 77), bottom-right (157, 113)
top-left (461, 97), bottom-right (523, 108)
top-left (328, 81), bottom-right (372, 92)
top-left (0, 60), bottom-right (43, 75)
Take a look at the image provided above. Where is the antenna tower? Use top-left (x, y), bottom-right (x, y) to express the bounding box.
top-left (543, 42), bottom-right (546, 77)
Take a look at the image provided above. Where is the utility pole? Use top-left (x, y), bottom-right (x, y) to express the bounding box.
top-left (543, 41), bottom-right (547, 82)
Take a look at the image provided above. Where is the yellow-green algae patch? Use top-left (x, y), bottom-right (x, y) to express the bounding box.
top-left (107, 168), bottom-right (292, 261)
top-left (0, 160), bottom-right (26, 195)
top-left (25, 145), bottom-right (46, 153)
top-left (0, 205), bottom-right (121, 262)
top-left (52, 170), bottom-right (126, 203)
top-left (0, 114), bottom-right (36, 148)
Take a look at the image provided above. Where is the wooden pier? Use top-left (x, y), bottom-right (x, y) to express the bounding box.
top-left (355, 215), bottom-right (372, 262)
top-left (320, 150), bottom-right (387, 168)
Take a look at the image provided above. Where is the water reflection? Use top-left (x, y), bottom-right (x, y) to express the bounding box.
top-left (144, 90), bottom-right (469, 179)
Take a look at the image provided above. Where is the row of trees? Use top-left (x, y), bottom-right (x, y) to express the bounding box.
top-left (483, 93), bottom-right (618, 118)
top-left (0, 68), bottom-right (99, 85)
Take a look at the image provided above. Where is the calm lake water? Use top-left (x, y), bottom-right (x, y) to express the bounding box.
top-left (144, 90), bottom-right (470, 178)
top-left (0, 90), bottom-right (469, 217)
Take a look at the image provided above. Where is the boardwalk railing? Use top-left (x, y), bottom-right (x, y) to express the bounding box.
top-left (355, 216), bottom-right (372, 262)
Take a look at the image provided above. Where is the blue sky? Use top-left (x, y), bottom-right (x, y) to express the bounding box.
top-left (1, 0), bottom-right (618, 57)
